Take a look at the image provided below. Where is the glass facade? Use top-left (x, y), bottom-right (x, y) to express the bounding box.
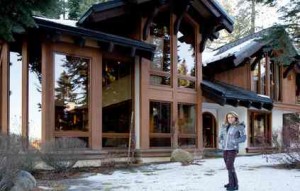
top-left (250, 112), bottom-right (271, 147)
top-left (102, 59), bottom-right (132, 148)
top-left (28, 42), bottom-right (42, 144)
top-left (9, 44), bottom-right (22, 135)
top-left (149, 101), bottom-right (171, 147)
top-left (178, 104), bottom-right (196, 147)
top-left (54, 53), bottom-right (89, 132)
top-left (177, 22), bottom-right (196, 89)
top-left (149, 12), bottom-right (171, 86)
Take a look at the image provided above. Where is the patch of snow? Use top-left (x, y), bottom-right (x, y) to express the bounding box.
top-left (34, 16), bottom-right (78, 27)
top-left (203, 38), bottom-right (259, 65)
top-left (45, 155), bottom-right (300, 191)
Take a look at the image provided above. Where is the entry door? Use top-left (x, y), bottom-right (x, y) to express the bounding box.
top-left (202, 112), bottom-right (216, 148)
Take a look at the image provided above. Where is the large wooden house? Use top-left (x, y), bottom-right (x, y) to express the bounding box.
top-left (0, 0), bottom-right (234, 161)
top-left (202, 28), bottom-right (300, 153)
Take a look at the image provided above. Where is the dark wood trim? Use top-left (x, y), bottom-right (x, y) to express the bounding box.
top-left (143, 7), bottom-right (159, 40)
top-left (174, 4), bottom-right (190, 35)
top-left (102, 133), bottom-right (130, 138)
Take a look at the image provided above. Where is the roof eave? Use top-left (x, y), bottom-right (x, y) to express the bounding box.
top-left (34, 17), bottom-right (156, 60)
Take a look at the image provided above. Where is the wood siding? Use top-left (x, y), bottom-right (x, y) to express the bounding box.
top-left (214, 64), bottom-right (251, 90)
top-left (281, 69), bottom-right (297, 104)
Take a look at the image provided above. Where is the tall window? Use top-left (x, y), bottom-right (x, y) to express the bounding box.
top-left (54, 53), bottom-right (89, 134)
top-left (150, 101), bottom-right (171, 147)
top-left (102, 59), bottom-right (133, 148)
top-left (252, 58), bottom-right (266, 94)
top-left (203, 112), bottom-right (216, 148)
top-left (178, 104), bottom-right (196, 147)
top-left (177, 21), bottom-right (196, 89)
top-left (249, 112), bottom-right (271, 147)
top-left (149, 12), bottom-right (171, 86)
top-left (270, 61), bottom-right (282, 101)
top-left (9, 43), bottom-right (22, 135)
top-left (28, 41), bottom-right (42, 145)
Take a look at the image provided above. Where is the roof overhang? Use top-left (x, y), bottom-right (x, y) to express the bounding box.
top-left (78, 0), bottom-right (234, 34)
top-left (33, 17), bottom-right (155, 60)
top-left (201, 79), bottom-right (273, 110)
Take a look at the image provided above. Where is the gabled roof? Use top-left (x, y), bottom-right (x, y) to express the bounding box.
top-left (201, 79), bottom-right (273, 110)
top-left (78, 0), bottom-right (234, 36)
top-left (33, 17), bottom-right (156, 60)
top-left (203, 27), bottom-right (299, 75)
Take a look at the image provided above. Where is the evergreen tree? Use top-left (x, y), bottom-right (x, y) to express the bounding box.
top-left (0, 0), bottom-right (62, 41)
top-left (63, 56), bottom-right (89, 105)
top-left (68, 0), bottom-right (110, 20)
top-left (55, 71), bottom-right (77, 104)
top-left (68, 0), bottom-right (82, 20)
top-left (271, 0), bottom-right (299, 49)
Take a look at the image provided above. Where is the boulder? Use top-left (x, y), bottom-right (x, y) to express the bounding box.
top-left (170, 149), bottom-right (193, 165)
top-left (10, 170), bottom-right (36, 191)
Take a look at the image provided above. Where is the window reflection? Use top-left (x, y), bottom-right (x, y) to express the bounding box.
top-left (178, 104), bottom-right (195, 134)
top-left (28, 42), bottom-right (42, 144)
top-left (149, 12), bottom-right (171, 86)
top-left (54, 53), bottom-right (89, 131)
top-left (177, 22), bottom-right (196, 89)
top-left (9, 44), bottom-right (22, 135)
top-left (102, 59), bottom-right (132, 148)
top-left (150, 101), bottom-right (171, 147)
top-left (250, 112), bottom-right (271, 147)
top-left (178, 104), bottom-right (196, 147)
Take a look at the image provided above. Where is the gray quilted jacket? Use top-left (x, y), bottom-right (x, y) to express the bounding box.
top-left (219, 122), bottom-right (246, 151)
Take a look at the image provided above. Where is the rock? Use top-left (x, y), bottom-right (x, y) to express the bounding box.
top-left (170, 149), bottom-right (193, 165)
top-left (10, 170), bottom-right (36, 191)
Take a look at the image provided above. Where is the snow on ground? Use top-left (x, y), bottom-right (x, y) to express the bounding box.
top-left (41, 155), bottom-right (300, 191)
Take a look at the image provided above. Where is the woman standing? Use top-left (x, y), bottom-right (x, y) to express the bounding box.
top-left (219, 111), bottom-right (246, 191)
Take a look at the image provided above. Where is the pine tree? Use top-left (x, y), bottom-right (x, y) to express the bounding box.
top-left (0, 0), bottom-right (63, 41)
top-left (55, 71), bottom-right (77, 105)
top-left (68, 0), bottom-right (110, 20)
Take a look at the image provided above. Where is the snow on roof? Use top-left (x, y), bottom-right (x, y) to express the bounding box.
top-left (203, 38), bottom-right (262, 66)
top-left (33, 16), bottom-right (78, 27)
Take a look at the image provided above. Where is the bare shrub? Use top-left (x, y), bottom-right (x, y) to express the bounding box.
top-left (39, 137), bottom-right (86, 172)
top-left (267, 114), bottom-right (300, 168)
top-left (0, 133), bottom-right (36, 190)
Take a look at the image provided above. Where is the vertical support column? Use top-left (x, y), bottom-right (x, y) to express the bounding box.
top-left (41, 42), bottom-right (54, 142)
top-left (140, 16), bottom-right (150, 149)
top-left (90, 51), bottom-right (102, 149)
top-left (265, 53), bottom-right (270, 96)
top-left (197, 26), bottom-right (203, 150)
top-left (1, 43), bottom-right (9, 134)
top-left (21, 40), bottom-right (29, 140)
top-left (258, 60), bottom-right (261, 94)
top-left (134, 56), bottom-right (141, 149)
top-left (170, 13), bottom-right (178, 149)
top-left (140, 57), bottom-right (150, 149)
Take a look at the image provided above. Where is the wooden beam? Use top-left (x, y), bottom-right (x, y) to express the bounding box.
top-left (252, 102), bottom-right (263, 109)
top-left (143, 7), bottom-right (159, 40)
top-left (265, 53), bottom-right (270, 96)
top-left (21, 40), bottom-right (29, 143)
top-left (73, 36), bottom-right (86, 47)
top-left (250, 54), bottom-right (263, 71)
top-left (1, 43), bottom-right (9, 134)
top-left (239, 100), bottom-right (252, 108)
top-left (174, 4), bottom-right (190, 35)
top-left (283, 60), bottom-right (296, 78)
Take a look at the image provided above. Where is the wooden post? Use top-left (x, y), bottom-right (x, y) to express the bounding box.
top-left (0, 43), bottom-right (9, 134)
top-left (21, 40), bottom-right (29, 142)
